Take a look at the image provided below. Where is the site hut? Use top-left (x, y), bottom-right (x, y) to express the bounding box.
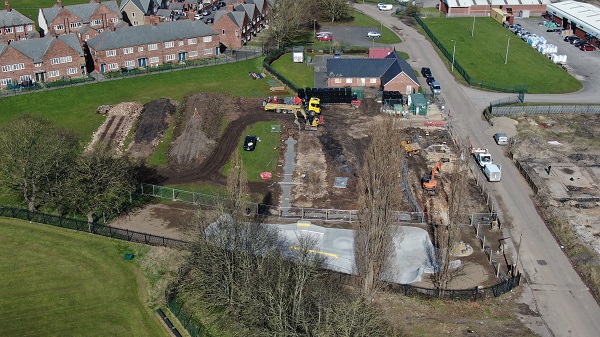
top-left (546, 0), bottom-right (600, 48)
top-left (292, 46), bottom-right (304, 63)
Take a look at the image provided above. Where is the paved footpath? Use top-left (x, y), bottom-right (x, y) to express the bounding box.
top-left (354, 4), bottom-right (600, 336)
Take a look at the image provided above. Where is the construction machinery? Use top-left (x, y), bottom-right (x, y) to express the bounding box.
top-left (422, 160), bottom-right (442, 195)
top-left (470, 146), bottom-right (492, 167)
top-left (294, 109), bottom-right (320, 131)
top-left (401, 141), bottom-right (421, 156)
top-left (264, 97), bottom-right (321, 115)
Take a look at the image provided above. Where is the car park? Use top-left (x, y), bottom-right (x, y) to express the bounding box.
top-left (367, 31), bottom-right (382, 38)
top-left (244, 135), bottom-right (257, 151)
top-left (580, 44), bottom-right (597, 51)
top-left (421, 67), bottom-right (432, 77)
top-left (317, 34), bottom-right (332, 41)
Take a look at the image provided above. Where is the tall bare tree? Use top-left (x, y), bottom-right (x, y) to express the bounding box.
top-left (268, 0), bottom-right (312, 48)
top-left (0, 115), bottom-right (79, 211)
top-left (355, 119), bottom-right (405, 299)
top-left (319, 0), bottom-right (351, 23)
top-left (431, 147), bottom-right (469, 292)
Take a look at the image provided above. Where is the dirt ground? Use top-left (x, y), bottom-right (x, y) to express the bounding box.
top-left (509, 114), bottom-right (600, 255)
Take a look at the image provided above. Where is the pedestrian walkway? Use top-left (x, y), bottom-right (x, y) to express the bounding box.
top-left (279, 137), bottom-right (297, 216)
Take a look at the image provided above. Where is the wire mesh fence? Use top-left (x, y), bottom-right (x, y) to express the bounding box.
top-left (166, 295), bottom-right (208, 337)
top-left (491, 105), bottom-right (600, 115)
top-left (0, 206), bottom-right (187, 248)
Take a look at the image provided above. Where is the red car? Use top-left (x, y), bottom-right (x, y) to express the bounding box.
top-left (316, 34), bottom-right (332, 42)
top-left (580, 44), bottom-right (597, 51)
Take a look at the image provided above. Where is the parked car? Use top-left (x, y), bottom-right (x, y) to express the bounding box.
top-left (205, 17), bottom-right (214, 24)
top-left (244, 135), bottom-right (257, 151)
top-left (421, 67), bottom-right (432, 77)
top-left (212, 5), bottom-right (218, 11)
top-left (377, 3), bottom-right (393, 10)
top-left (202, 10), bottom-right (211, 16)
top-left (426, 76), bottom-right (435, 85)
top-left (547, 28), bottom-right (562, 33)
top-left (194, 13), bottom-right (203, 19)
top-left (316, 32), bottom-right (332, 38)
top-left (574, 40), bottom-right (588, 47)
top-left (580, 44), bottom-right (597, 51)
top-left (317, 34), bottom-right (332, 41)
top-left (367, 31), bottom-right (382, 38)
top-left (218, 1), bottom-right (226, 7)
top-left (430, 81), bottom-right (441, 94)
top-left (564, 36), bottom-right (579, 43)
top-left (333, 51), bottom-right (341, 59)
top-left (494, 133), bottom-right (508, 146)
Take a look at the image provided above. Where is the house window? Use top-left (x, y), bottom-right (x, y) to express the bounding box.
top-left (204, 49), bottom-right (212, 55)
top-left (138, 47), bottom-right (144, 52)
top-left (123, 47), bottom-right (133, 54)
top-left (222, 29), bottom-right (225, 35)
top-left (1, 79), bottom-right (8, 85)
top-left (110, 18), bottom-right (119, 23)
top-left (189, 51), bottom-right (198, 57)
top-left (346, 78), bottom-right (352, 84)
top-left (235, 30), bottom-right (239, 37)
top-left (188, 38), bottom-right (197, 45)
top-left (164, 41), bottom-right (174, 48)
top-left (125, 60), bottom-right (135, 68)
top-left (203, 36), bottom-right (212, 43)
top-left (49, 70), bottom-right (60, 78)
top-left (178, 41), bottom-right (184, 46)
top-left (108, 63), bottom-right (118, 70)
top-left (85, 35), bottom-right (89, 40)
top-left (16, 26), bottom-right (24, 33)
top-left (26, 25), bottom-right (33, 31)
top-left (106, 50), bottom-right (116, 57)
top-left (2, 63), bottom-right (25, 72)
top-left (370, 78), bottom-right (377, 84)
top-left (35, 63), bottom-right (41, 68)
top-left (69, 22), bottom-right (82, 28)
top-left (148, 44), bottom-right (158, 51)
top-left (165, 54), bottom-right (175, 61)
top-left (334, 78), bottom-right (341, 84)
top-left (131, 12), bottom-right (135, 17)
top-left (4, 27), bottom-right (13, 33)
top-left (20, 75), bottom-right (31, 81)
top-left (150, 57), bottom-right (159, 63)
top-left (54, 25), bottom-right (64, 30)
top-left (51, 56), bottom-right (73, 65)
top-left (92, 19), bottom-right (101, 26)
top-left (67, 67), bottom-right (78, 75)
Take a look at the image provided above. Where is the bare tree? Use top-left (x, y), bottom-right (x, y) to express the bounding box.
top-left (319, 0), bottom-right (351, 23)
top-left (431, 147), bottom-right (469, 292)
top-left (355, 119), bottom-right (405, 299)
top-left (268, 0), bottom-right (312, 48)
top-left (0, 115), bottom-right (79, 211)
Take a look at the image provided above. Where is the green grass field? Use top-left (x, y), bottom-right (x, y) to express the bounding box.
top-left (223, 121), bottom-right (281, 183)
top-left (422, 17), bottom-right (582, 93)
top-left (9, 0), bottom-right (89, 21)
top-left (270, 53), bottom-right (315, 88)
top-left (347, 10), bottom-right (401, 45)
top-left (0, 219), bottom-right (166, 337)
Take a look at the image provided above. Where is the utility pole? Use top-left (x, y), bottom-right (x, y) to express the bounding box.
top-left (451, 40), bottom-right (456, 72)
top-left (472, 15), bottom-right (475, 37)
top-left (505, 35), bottom-right (510, 64)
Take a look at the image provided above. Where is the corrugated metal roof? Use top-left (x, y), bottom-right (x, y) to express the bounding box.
top-left (0, 9), bottom-right (34, 28)
top-left (87, 20), bottom-right (218, 51)
top-left (548, 1), bottom-right (600, 38)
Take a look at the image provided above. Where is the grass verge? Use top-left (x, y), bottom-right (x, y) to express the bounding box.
top-left (421, 17), bottom-right (581, 94)
top-left (0, 218), bottom-right (166, 337)
top-left (269, 53), bottom-right (315, 88)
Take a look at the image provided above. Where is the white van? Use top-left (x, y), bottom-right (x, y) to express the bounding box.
top-left (378, 3), bottom-right (393, 11)
top-left (494, 133), bottom-right (508, 145)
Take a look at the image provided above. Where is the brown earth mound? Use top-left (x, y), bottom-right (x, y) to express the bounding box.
top-left (128, 98), bottom-right (178, 160)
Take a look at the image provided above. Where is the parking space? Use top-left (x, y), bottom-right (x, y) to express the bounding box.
top-left (512, 18), bottom-right (600, 90)
top-left (319, 25), bottom-right (387, 48)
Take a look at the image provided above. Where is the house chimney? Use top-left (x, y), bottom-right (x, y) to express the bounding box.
top-left (57, 0), bottom-right (63, 8)
top-left (226, 2), bottom-right (234, 12)
top-left (5, 1), bottom-right (11, 12)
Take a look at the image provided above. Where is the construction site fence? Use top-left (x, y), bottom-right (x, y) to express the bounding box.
top-left (512, 159), bottom-right (540, 195)
top-left (413, 15), bottom-right (527, 94)
top-left (0, 206), bottom-right (187, 248)
top-left (263, 48), bottom-right (299, 92)
top-left (471, 215), bottom-right (508, 281)
top-left (166, 295), bottom-right (210, 337)
top-left (140, 183), bottom-right (427, 224)
top-left (490, 104), bottom-right (600, 115)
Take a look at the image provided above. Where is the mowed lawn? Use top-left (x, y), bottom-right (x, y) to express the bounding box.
top-left (223, 121), bottom-right (281, 182)
top-left (422, 17), bottom-right (582, 93)
top-left (270, 53), bottom-right (315, 88)
top-left (0, 219), bottom-right (166, 337)
top-left (0, 58), bottom-right (269, 141)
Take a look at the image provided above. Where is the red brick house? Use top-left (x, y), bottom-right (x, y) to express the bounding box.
top-left (0, 1), bottom-right (37, 43)
top-left (213, 3), bottom-right (252, 48)
top-left (38, 0), bottom-right (122, 37)
top-left (0, 34), bottom-right (85, 88)
top-left (86, 19), bottom-right (219, 73)
top-left (326, 52), bottom-right (419, 94)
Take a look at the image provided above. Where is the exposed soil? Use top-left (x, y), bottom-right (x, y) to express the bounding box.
top-left (129, 98), bottom-right (178, 161)
top-left (87, 102), bottom-right (144, 154)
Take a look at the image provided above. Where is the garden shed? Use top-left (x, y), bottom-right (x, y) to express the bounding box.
top-left (292, 46), bottom-right (304, 63)
top-left (408, 93), bottom-right (428, 116)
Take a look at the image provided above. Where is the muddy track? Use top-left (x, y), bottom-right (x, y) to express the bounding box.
top-left (162, 110), bottom-right (289, 185)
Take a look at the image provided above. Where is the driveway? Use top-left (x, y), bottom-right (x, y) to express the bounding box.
top-left (354, 3), bottom-right (600, 337)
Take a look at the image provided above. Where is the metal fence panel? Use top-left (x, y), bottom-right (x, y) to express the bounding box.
top-left (491, 105), bottom-right (600, 115)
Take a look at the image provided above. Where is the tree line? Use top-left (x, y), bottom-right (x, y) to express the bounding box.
top-left (0, 115), bottom-right (143, 224)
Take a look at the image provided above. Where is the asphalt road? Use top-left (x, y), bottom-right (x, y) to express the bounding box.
top-left (354, 4), bottom-right (600, 336)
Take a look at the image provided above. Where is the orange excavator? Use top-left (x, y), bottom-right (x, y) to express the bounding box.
top-left (422, 160), bottom-right (442, 195)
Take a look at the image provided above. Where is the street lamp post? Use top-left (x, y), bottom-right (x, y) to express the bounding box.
top-left (313, 19), bottom-right (316, 37)
top-left (505, 35), bottom-right (511, 65)
top-left (472, 15), bottom-right (475, 37)
top-left (451, 39), bottom-right (456, 72)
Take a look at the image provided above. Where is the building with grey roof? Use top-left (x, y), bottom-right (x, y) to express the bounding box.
top-left (120, 0), bottom-right (160, 26)
top-left (38, 0), bottom-right (122, 37)
top-left (86, 19), bottom-right (219, 73)
top-left (326, 51), bottom-right (419, 94)
top-left (0, 1), bottom-right (37, 43)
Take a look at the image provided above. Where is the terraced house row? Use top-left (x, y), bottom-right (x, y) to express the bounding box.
top-left (0, 0), bottom-right (271, 89)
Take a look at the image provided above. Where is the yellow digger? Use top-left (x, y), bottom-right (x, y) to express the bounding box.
top-left (401, 140), bottom-right (421, 157)
top-left (294, 109), bottom-right (319, 131)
